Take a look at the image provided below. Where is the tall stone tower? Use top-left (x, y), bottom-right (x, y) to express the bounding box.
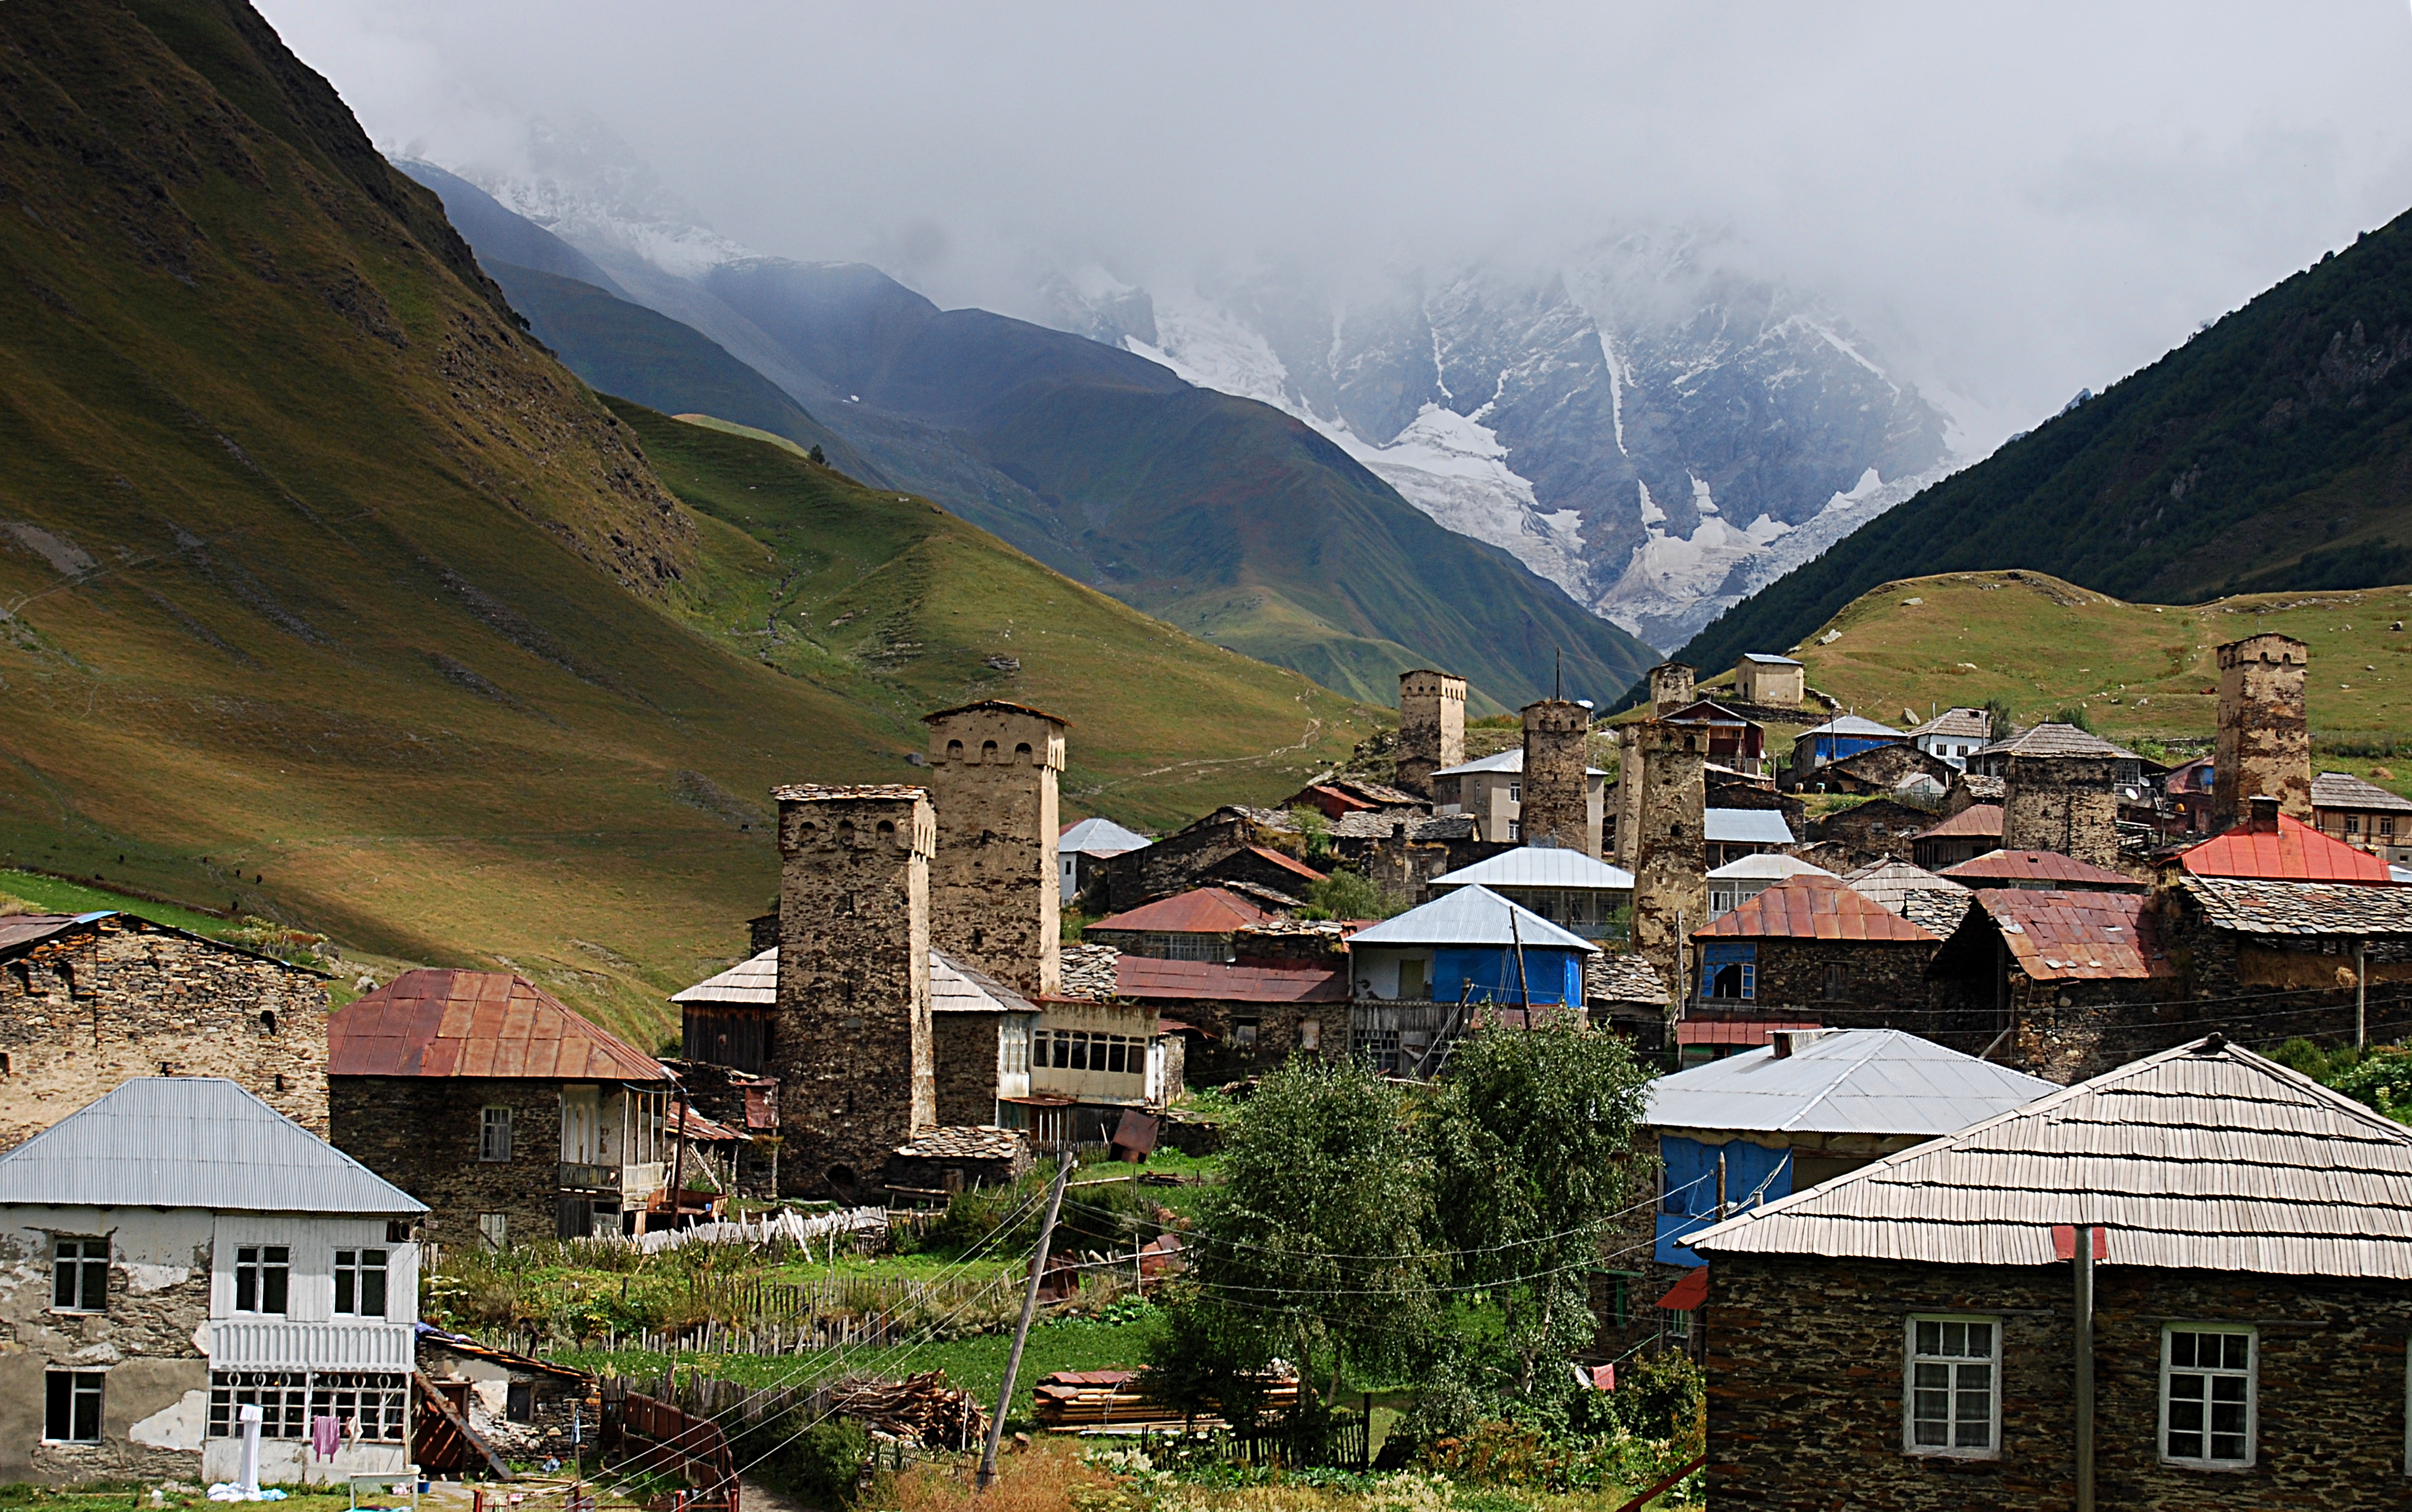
top-left (1396, 670), bottom-right (1467, 798)
top-left (1521, 699), bottom-right (1594, 855)
top-left (924, 701), bottom-right (1067, 999)
top-left (772, 784), bottom-right (937, 1199)
top-left (2002, 755), bottom-right (2120, 869)
top-left (2214, 634), bottom-right (2311, 832)
top-left (1649, 662), bottom-right (1697, 717)
top-left (1631, 720), bottom-right (1708, 998)
top-left (1613, 725), bottom-right (1646, 867)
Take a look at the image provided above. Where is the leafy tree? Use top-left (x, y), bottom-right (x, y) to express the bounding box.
top-left (1981, 696), bottom-right (2015, 745)
top-left (806, 443), bottom-right (827, 464)
top-left (2048, 704), bottom-right (2097, 733)
top-left (1286, 805), bottom-right (1334, 859)
top-left (1300, 866), bottom-right (1405, 921)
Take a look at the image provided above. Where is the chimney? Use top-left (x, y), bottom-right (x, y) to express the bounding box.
top-left (1771, 1028), bottom-right (1837, 1058)
top-left (2247, 794), bottom-right (2280, 833)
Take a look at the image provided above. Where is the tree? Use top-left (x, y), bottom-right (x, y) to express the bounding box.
top-left (1300, 866), bottom-right (1405, 921)
top-left (1980, 696), bottom-right (2015, 744)
top-left (807, 443), bottom-right (827, 465)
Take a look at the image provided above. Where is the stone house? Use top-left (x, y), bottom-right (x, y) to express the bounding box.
top-left (2156, 874), bottom-right (2412, 1047)
top-left (416, 1332), bottom-right (592, 1471)
top-left (1905, 706), bottom-right (1992, 770)
top-left (1939, 849), bottom-right (2142, 892)
top-left (327, 969), bottom-right (674, 1247)
top-left (1101, 806), bottom-right (1309, 912)
top-left (1586, 951), bottom-right (1673, 1056)
top-left (1940, 772), bottom-right (2004, 816)
top-left (0, 1077), bottom-right (423, 1486)
top-left (0, 912), bottom-right (331, 1154)
top-left (1424, 847), bottom-right (1635, 941)
top-left (1689, 876), bottom-right (1941, 1045)
top-left (1058, 816), bottom-right (1149, 904)
top-left (1278, 776), bottom-right (1428, 823)
top-left (1819, 742), bottom-right (1956, 798)
top-left (1430, 747), bottom-right (1607, 852)
top-left (1785, 714), bottom-right (1905, 788)
top-left (1815, 797), bottom-right (1946, 869)
top-left (1085, 888), bottom-right (1278, 960)
top-left (1686, 1037), bottom-right (2412, 1511)
top-left (1911, 804), bottom-right (2003, 871)
top-left (887, 1126), bottom-right (1033, 1198)
top-left (927, 950), bottom-right (1036, 1129)
top-left (1198, 843), bottom-right (1327, 904)
top-left (1968, 722), bottom-right (2148, 787)
top-left (1732, 653), bottom-right (1806, 708)
top-left (2178, 795), bottom-right (2398, 885)
top-left (1924, 888), bottom-right (2179, 1079)
top-left (2309, 771), bottom-right (2412, 861)
top-left (1112, 954), bottom-right (1347, 1085)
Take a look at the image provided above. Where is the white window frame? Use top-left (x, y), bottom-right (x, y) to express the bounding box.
top-left (2160, 1323), bottom-right (2256, 1469)
top-left (480, 1104), bottom-right (513, 1162)
top-left (1903, 1313), bottom-right (2002, 1460)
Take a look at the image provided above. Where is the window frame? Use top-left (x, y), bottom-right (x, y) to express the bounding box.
top-left (1901, 1313), bottom-right (2003, 1461)
top-left (2160, 1323), bottom-right (2256, 1469)
top-left (480, 1104), bottom-right (513, 1162)
top-left (333, 1248), bottom-right (389, 1318)
top-left (52, 1236), bottom-right (109, 1314)
top-left (44, 1369), bottom-right (104, 1444)
top-left (232, 1244), bottom-right (291, 1316)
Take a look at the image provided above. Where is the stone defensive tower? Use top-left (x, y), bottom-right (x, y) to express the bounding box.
top-left (1521, 698), bottom-right (1594, 855)
top-left (1630, 720), bottom-right (1708, 998)
top-left (1613, 725), bottom-right (1646, 867)
top-left (1649, 662), bottom-right (1697, 717)
top-left (923, 702), bottom-right (1067, 1000)
top-left (1395, 670), bottom-right (1467, 798)
top-left (2002, 754), bottom-right (2121, 869)
top-left (2214, 634), bottom-right (2310, 832)
top-left (772, 784), bottom-right (937, 1200)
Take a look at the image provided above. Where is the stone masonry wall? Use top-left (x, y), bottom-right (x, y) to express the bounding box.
top-left (330, 1075), bottom-right (562, 1248)
top-left (2214, 633), bottom-right (2311, 831)
top-left (2002, 753), bottom-right (2120, 868)
top-left (1632, 721), bottom-right (1708, 996)
top-left (0, 918), bottom-right (330, 1153)
top-left (925, 704), bottom-right (1064, 999)
top-left (1648, 662), bottom-right (1697, 716)
top-left (931, 1013), bottom-right (1003, 1129)
top-left (1395, 670), bottom-right (1466, 799)
top-left (1706, 1252), bottom-right (2412, 1511)
top-left (1719, 937), bottom-right (1950, 1039)
top-left (1521, 699), bottom-right (1594, 855)
top-left (774, 786), bottom-right (935, 1200)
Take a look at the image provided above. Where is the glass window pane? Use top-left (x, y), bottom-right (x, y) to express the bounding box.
top-left (1915, 1321), bottom-right (1940, 1355)
top-left (2170, 1333), bottom-right (2198, 1368)
top-left (2223, 1335), bottom-right (2250, 1371)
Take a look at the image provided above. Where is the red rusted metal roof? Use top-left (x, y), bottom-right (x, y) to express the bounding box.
top-left (1239, 844), bottom-right (1326, 884)
top-left (1915, 804), bottom-right (2004, 840)
top-left (1656, 1269), bottom-right (1709, 1308)
top-left (1695, 874), bottom-right (1937, 942)
top-left (1977, 888), bottom-right (2173, 981)
top-left (1941, 850), bottom-right (2141, 889)
top-left (672, 1105), bottom-right (744, 1143)
top-left (1090, 887), bottom-right (1274, 935)
top-left (1115, 956), bottom-right (1349, 1003)
top-left (2177, 813), bottom-right (2396, 884)
top-left (329, 969), bottom-right (670, 1081)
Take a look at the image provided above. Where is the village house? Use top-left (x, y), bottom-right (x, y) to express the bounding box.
top-left (1841, 859), bottom-right (1975, 938)
top-left (1429, 746), bottom-right (1608, 851)
top-left (1705, 854), bottom-right (1835, 920)
top-left (1924, 888), bottom-right (2177, 1077)
top-left (1099, 805), bottom-right (1309, 911)
top-left (327, 969), bottom-right (674, 1247)
top-left (927, 952), bottom-right (1037, 1130)
top-left (414, 1331), bottom-right (592, 1475)
top-left (1058, 816), bottom-right (1148, 904)
top-left (1911, 803), bottom-right (2004, 871)
top-left (1784, 714), bottom-right (1904, 788)
top-left (2156, 874), bottom-right (2412, 1047)
top-left (1687, 1037), bottom-right (2412, 1511)
top-left (1423, 847), bottom-right (1635, 940)
top-left (1114, 953), bottom-right (1346, 1084)
top-left (1967, 721), bottom-right (2149, 788)
top-left (2161, 755), bottom-right (2216, 834)
top-left (1939, 849), bottom-right (2143, 892)
top-left (1815, 797), bottom-right (1945, 869)
top-left (1690, 876), bottom-right (1941, 1043)
top-left (0, 1077), bottom-right (423, 1487)
top-left (1816, 741), bottom-right (1956, 799)
top-left (2310, 770), bottom-right (2412, 862)
top-left (1731, 652), bottom-right (1807, 707)
top-left (1904, 706), bottom-right (1992, 770)
top-left (1659, 698), bottom-right (1769, 778)
top-left (1278, 776), bottom-right (1428, 823)
top-left (1007, 994), bottom-right (1178, 1149)
top-left (1084, 888), bottom-right (1278, 961)
top-left (1704, 806), bottom-right (1795, 869)
top-left (1343, 886), bottom-right (1596, 1074)
top-left (0, 912), bottom-right (332, 1155)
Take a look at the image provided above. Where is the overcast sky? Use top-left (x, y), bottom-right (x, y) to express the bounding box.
top-left (262, 0), bottom-right (2412, 449)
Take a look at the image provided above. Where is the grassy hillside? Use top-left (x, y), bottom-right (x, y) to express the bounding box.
top-left (1773, 569), bottom-right (2412, 795)
top-left (1677, 206), bottom-right (2412, 683)
top-left (0, 0), bottom-right (1376, 1045)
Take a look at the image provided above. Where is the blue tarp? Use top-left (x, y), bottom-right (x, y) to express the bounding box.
top-left (1433, 944), bottom-right (1584, 1007)
top-left (1655, 1135), bottom-right (1793, 1267)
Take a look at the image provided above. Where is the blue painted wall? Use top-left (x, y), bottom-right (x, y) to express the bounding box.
top-left (1655, 1135), bottom-right (1793, 1267)
top-left (1433, 944), bottom-right (1584, 1007)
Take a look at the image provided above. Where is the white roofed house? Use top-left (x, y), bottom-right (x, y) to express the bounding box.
top-left (1704, 806), bottom-right (1795, 869)
top-left (1685, 1036), bottom-right (2412, 1510)
top-left (0, 1078), bottom-right (425, 1487)
top-left (1058, 816), bottom-right (1149, 904)
top-left (1425, 847), bottom-right (1635, 940)
top-left (1706, 853), bottom-right (1834, 920)
top-left (1429, 747), bottom-right (1607, 850)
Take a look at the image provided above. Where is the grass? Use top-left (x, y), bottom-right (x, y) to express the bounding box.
top-left (0, 867), bottom-right (239, 935)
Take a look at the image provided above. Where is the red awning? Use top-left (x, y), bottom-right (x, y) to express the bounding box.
top-left (1655, 1268), bottom-right (1708, 1310)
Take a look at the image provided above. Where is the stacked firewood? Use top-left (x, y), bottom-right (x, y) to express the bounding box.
top-left (1030, 1369), bottom-right (1299, 1430)
top-left (828, 1371), bottom-right (989, 1449)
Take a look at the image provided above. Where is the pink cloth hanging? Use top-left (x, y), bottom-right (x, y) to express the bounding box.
top-left (310, 1415), bottom-right (342, 1459)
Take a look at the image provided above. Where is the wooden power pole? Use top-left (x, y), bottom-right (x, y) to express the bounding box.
top-left (979, 1151), bottom-right (1072, 1490)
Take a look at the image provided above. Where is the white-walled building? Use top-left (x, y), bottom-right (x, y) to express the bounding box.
top-left (0, 1078), bottom-right (425, 1486)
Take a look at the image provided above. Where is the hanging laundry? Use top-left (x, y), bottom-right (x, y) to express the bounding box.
top-left (310, 1416), bottom-right (341, 1459)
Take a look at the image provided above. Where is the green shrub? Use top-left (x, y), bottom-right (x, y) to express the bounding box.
top-left (1611, 1350), bottom-right (1704, 1445)
top-left (755, 1414), bottom-right (869, 1509)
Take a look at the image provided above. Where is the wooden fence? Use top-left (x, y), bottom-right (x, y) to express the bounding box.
top-left (599, 1384), bottom-right (738, 1512)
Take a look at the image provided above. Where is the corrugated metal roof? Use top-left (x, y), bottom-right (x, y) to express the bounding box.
top-left (2178, 814), bottom-right (2396, 884)
top-left (2313, 771), bottom-right (2412, 812)
top-left (1430, 849), bottom-right (1635, 891)
top-left (1239, 845), bottom-right (1327, 884)
top-left (0, 1077), bottom-right (423, 1214)
top-left (1740, 653), bottom-right (1803, 666)
top-left (1942, 850), bottom-right (2140, 889)
top-left (1704, 808), bottom-right (1795, 846)
top-left (932, 951), bottom-right (1039, 1015)
top-left (1347, 884), bottom-right (1600, 952)
top-left (1695, 875), bottom-right (1937, 943)
top-left (1687, 1036), bottom-right (2412, 1278)
top-left (1115, 956), bottom-right (1348, 1003)
top-left (1647, 1028), bottom-right (2059, 1137)
top-left (1090, 888), bottom-right (1275, 935)
top-left (1977, 888), bottom-right (2170, 981)
top-left (673, 947), bottom-right (778, 1007)
top-left (1915, 804), bottom-right (2004, 840)
top-left (1430, 748), bottom-right (1608, 778)
top-left (1801, 715), bottom-right (1903, 738)
top-left (1060, 816), bottom-right (1150, 854)
top-left (1706, 854), bottom-right (1834, 882)
top-left (2180, 874), bottom-right (2412, 936)
top-left (329, 969), bottom-right (669, 1081)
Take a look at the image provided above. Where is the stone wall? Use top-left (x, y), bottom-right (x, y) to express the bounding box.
top-left (1829, 743), bottom-right (1954, 795)
top-left (1103, 810), bottom-right (1262, 912)
top-left (2002, 754), bottom-right (2119, 867)
top-left (2214, 633), bottom-right (2310, 831)
top-left (1521, 700), bottom-right (1594, 855)
top-left (773, 786), bottom-right (936, 1200)
top-left (419, 1342), bottom-right (590, 1465)
top-left (931, 1013), bottom-right (1003, 1128)
top-left (1649, 662), bottom-right (1697, 716)
top-left (1149, 995), bottom-right (1332, 1084)
top-left (0, 917), bottom-right (330, 1153)
top-left (331, 1075), bottom-right (563, 1248)
top-left (1706, 1252), bottom-right (2412, 1510)
top-left (1632, 721), bottom-right (1708, 994)
top-left (1818, 799), bottom-right (1942, 867)
top-left (1395, 670), bottom-right (1467, 798)
top-left (925, 704), bottom-right (1064, 999)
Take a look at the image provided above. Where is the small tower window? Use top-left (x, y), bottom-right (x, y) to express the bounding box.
top-left (981, 740), bottom-right (999, 763)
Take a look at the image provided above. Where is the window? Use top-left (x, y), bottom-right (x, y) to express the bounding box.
top-left (2163, 1326), bottom-right (2254, 1467)
top-left (1822, 964), bottom-right (1846, 1001)
top-left (507, 1380), bottom-right (535, 1423)
top-left (1664, 1307), bottom-right (1691, 1339)
top-left (1297, 1018), bottom-right (1320, 1051)
top-left (1397, 958), bottom-right (1426, 1000)
top-left (2347, 814), bottom-right (2363, 835)
top-left (232, 1245), bottom-right (289, 1314)
top-left (1508, 782), bottom-right (1521, 803)
top-left (334, 1249), bottom-right (387, 1317)
top-left (307, 1374), bottom-right (407, 1442)
top-left (45, 1371), bottom-right (103, 1443)
top-left (480, 1105), bottom-right (513, 1162)
top-left (1700, 939), bottom-right (1755, 1001)
top-left (1106, 1035), bottom-right (1128, 1073)
top-left (1905, 1316), bottom-right (1998, 1457)
top-left (208, 1371), bottom-right (310, 1440)
top-left (2385, 816), bottom-right (2398, 837)
top-left (478, 1213), bottom-right (508, 1252)
top-left (1231, 1017), bottom-right (1260, 1047)
top-left (53, 1237), bottom-right (107, 1312)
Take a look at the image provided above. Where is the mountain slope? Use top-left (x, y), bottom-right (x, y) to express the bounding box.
top-left (0, 0), bottom-right (1375, 1042)
top-left (1677, 209), bottom-right (2412, 679)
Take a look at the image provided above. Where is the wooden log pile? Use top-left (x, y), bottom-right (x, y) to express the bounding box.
top-left (827, 1371), bottom-right (989, 1450)
top-left (1030, 1369), bottom-right (1299, 1430)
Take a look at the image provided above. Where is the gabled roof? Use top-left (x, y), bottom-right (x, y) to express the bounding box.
top-left (0, 912), bottom-right (103, 953)
top-left (1975, 723), bottom-right (2139, 761)
top-left (1707, 854), bottom-right (1835, 883)
top-left (2178, 812), bottom-right (2396, 884)
top-left (1060, 816), bottom-right (1150, 854)
top-left (1347, 884), bottom-right (1598, 953)
top-left (1587, 952), bottom-right (1670, 1007)
top-left (1845, 860), bottom-right (1974, 937)
top-left (331, 969), bottom-right (669, 1081)
top-left (1646, 1028), bottom-right (2057, 1138)
top-left (1740, 652), bottom-right (1803, 667)
top-left (1973, 888), bottom-right (2170, 981)
top-left (1801, 715), bottom-right (1903, 739)
top-left (933, 952), bottom-right (1037, 1015)
top-left (1430, 747), bottom-right (1607, 778)
top-left (0, 1078), bottom-right (424, 1214)
top-left (1704, 808), bottom-right (1795, 846)
top-left (1941, 850), bottom-right (2138, 889)
top-left (1429, 848), bottom-right (1635, 891)
top-left (2313, 771), bottom-right (2412, 812)
top-left (1089, 887), bottom-right (1275, 935)
top-left (1905, 707), bottom-right (1991, 741)
top-left (1115, 956), bottom-right (1348, 1003)
top-left (920, 700), bottom-right (1068, 727)
top-left (673, 947), bottom-right (778, 1007)
top-left (2180, 875), bottom-right (2412, 937)
top-left (1663, 698), bottom-right (1758, 728)
top-left (1232, 845), bottom-right (1326, 884)
top-left (1915, 804), bottom-right (2004, 840)
top-left (1696, 874), bottom-right (1937, 942)
top-left (1687, 1036), bottom-right (2412, 1278)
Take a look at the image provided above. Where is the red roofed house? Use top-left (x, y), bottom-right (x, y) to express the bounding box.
top-left (1688, 876), bottom-right (1940, 1056)
top-left (2175, 795), bottom-right (2396, 886)
top-left (1940, 850), bottom-right (2145, 893)
top-left (1085, 887), bottom-right (1276, 961)
top-left (1113, 949), bottom-right (1350, 1083)
top-left (329, 969), bottom-right (674, 1248)
top-left (1926, 888), bottom-right (2180, 1080)
top-left (1911, 804), bottom-right (2002, 871)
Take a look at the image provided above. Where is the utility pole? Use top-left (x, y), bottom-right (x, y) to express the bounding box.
top-left (979, 1152), bottom-right (1071, 1490)
top-left (2075, 1225), bottom-right (2095, 1512)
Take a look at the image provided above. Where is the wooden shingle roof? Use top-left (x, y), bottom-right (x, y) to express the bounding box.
top-left (330, 969), bottom-right (668, 1082)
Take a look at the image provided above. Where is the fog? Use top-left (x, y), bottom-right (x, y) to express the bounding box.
top-left (260, 0), bottom-right (2412, 448)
